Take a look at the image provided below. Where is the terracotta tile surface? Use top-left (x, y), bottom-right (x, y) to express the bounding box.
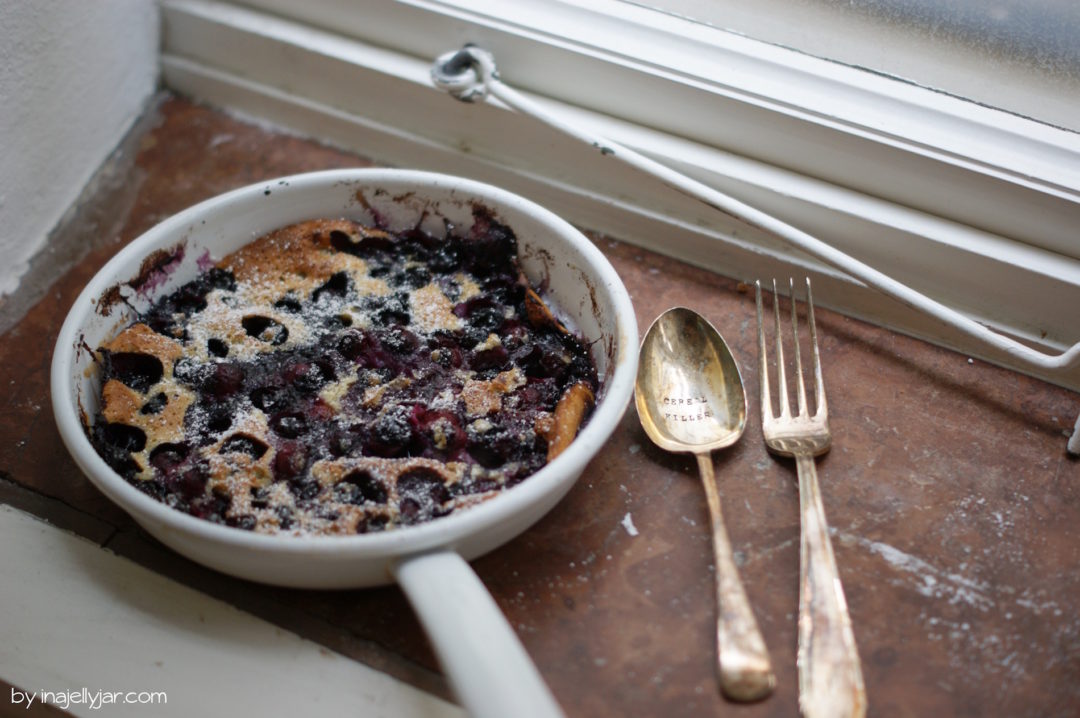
top-left (3, 95), bottom-right (1079, 717)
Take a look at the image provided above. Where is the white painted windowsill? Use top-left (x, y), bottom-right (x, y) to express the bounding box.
top-left (161, 0), bottom-right (1080, 390)
top-left (0, 505), bottom-right (463, 718)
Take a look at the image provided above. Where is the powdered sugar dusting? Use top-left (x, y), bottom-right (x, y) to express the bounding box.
top-left (91, 216), bottom-right (600, 537)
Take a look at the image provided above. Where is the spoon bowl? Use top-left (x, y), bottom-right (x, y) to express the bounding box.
top-left (635, 307), bottom-right (747, 453)
top-left (635, 307), bottom-right (775, 702)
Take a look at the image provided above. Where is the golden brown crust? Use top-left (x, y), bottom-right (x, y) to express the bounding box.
top-left (461, 367), bottom-right (526, 417)
top-left (409, 283), bottom-right (462, 334)
top-left (205, 411), bottom-right (274, 495)
top-left (99, 324), bottom-right (194, 479)
top-left (546, 381), bottom-right (595, 461)
top-left (102, 322), bottom-right (183, 366)
top-left (101, 379), bottom-right (142, 423)
top-left (218, 218), bottom-right (384, 285)
top-left (311, 456), bottom-right (465, 488)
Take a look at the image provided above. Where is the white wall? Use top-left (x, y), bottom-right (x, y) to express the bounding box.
top-left (0, 0), bottom-right (159, 297)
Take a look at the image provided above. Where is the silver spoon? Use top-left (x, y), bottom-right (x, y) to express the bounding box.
top-left (635, 307), bottom-right (775, 702)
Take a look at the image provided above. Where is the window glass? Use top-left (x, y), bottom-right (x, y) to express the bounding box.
top-left (622, 0), bottom-right (1080, 132)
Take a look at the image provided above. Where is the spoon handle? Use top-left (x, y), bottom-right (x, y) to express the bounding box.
top-left (696, 452), bottom-right (775, 702)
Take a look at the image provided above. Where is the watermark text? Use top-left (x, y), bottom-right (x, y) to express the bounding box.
top-left (10, 686), bottom-right (167, 711)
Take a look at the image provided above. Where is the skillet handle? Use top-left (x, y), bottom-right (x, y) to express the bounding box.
top-left (392, 550), bottom-right (565, 718)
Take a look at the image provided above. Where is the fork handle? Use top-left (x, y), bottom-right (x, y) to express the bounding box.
top-left (795, 453), bottom-right (867, 718)
top-left (696, 453), bottom-right (775, 702)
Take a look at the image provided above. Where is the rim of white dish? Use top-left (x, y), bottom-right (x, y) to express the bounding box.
top-left (50, 168), bottom-right (638, 558)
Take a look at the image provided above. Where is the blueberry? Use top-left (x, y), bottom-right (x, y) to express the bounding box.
top-left (311, 271), bottom-right (351, 303)
top-left (189, 491), bottom-right (231, 522)
top-left (328, 229), bottom-right (353, 252)
top-left (400, 265), bottom-right (431, 288)
top-left (515, 377), bottom-right (559, 408)
top-left (518, 337), bottom-right (571, 380)
top-left (429, 244), bottom-right (462, 273)
top-left (291, 479), bottom-right (321, 501)
top-left (414, 409), bottom-right (466, 455)
top-left (242, 315), bottom-right (289, 345)
top-left (228, 514), bottom-right (257, 531)
top-left (167, 461), bottom-right (209, 502)
top-left (452, 476), bottom-right (499, 497)
top-left (273, 295), bottom-right (303, 313)
top-left (100, 422), bottom-right (147, 452)
top-left (207, 268), bottom-right (236, 292)
top-left (381, 326), bottom-right (419, 356)
top-left (250, 486), bottom-right (270, 509)
top-left (365, 408), bottom-right (414, 457)
top-left (395, 467), bottom-right (450, 524)
top-left (330, 229), bottom-right (393, 256)
top-left (457, 296), bottom-right (504, 333)
top-left (467, 424), bottom-right (517, 469)
top-left (205, 363), bottom-right (244, 399)
top-left (285, 360), bottom-right (332, 393)
top-left (204, 406), bottom-right (233, 434)
top-left (249, 386), bottom-right (283, 412)
top-left (458, 324), bottom-right (489, 350)
top-left (328, 426), bottom-right (361, 456)
top-left (149, 442), bottom-right (189, 473)
top-left (427, 332), bottom-right (463, 368)
top-left (171, 357), bottom-right (202, 384)
top-left (207, 338), bottom-right (229, 358)
top-left (339, 469), bottom-right (388, 504)
top-left (373, 292), bottom-right (410, 326)
top-left (273, 441), bottom-right (307, 481)
top-left (464, 211), bottom-right (517, 270)
top-left (270, 413), bottom-right (307, 438)
top-left (105, 352), bottom-right (163, 393)
top-left (220, 433), bottom-right (269, 459)
top-left (171, 285), bottom-right (209, 315)
top-left (275, 505), bottom-right (295, 530)
top-left (469, 344), bottom-right (509, 372)
top-left (362, 514), bottom-right (389, 533)
top-left (140, 392), bottom-right (168, 415)
top-left (336, 329), bottom-right (370, 361)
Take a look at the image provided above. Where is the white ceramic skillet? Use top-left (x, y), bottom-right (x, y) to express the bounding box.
top-left (51, 169), bottom-right (638, 718)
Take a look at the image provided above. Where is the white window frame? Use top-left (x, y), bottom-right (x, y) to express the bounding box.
top-left (160, 0), bottom-right (1080, 390)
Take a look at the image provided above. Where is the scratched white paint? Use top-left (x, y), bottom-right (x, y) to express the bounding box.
top-left (0, 2), bottom-right (158, 296)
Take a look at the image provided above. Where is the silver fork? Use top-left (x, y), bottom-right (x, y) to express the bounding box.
top-left (756, 278), bottom-right (866, 718)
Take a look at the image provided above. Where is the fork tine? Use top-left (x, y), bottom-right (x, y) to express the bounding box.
top-left (755, 281), bottom-right (772, 420)
top-left (805, 277), bottom-right (827, 419)
top-left (790, 277), bottom-right (808, 417)
top-left (771, 279), bottom-right (790, 418)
